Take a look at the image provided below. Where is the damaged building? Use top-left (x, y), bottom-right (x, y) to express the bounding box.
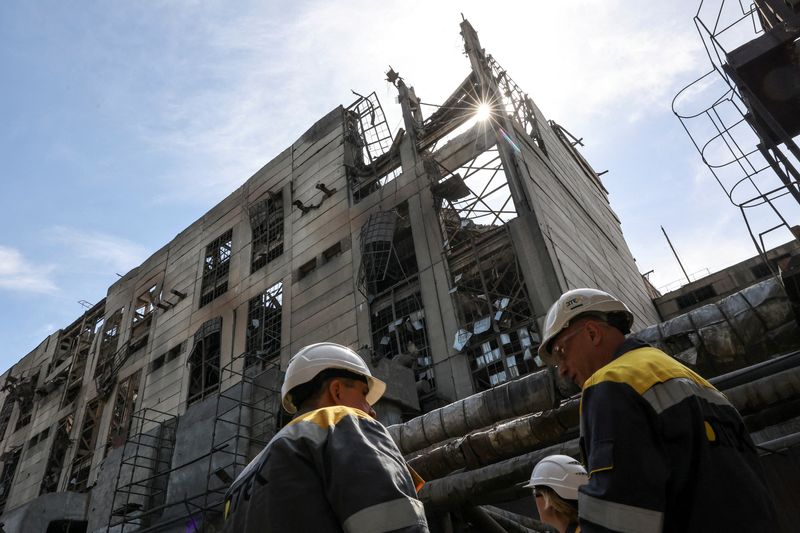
top-left (0, 14), bottom-right (798, 533)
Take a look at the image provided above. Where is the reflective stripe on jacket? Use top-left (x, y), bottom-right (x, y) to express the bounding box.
top-left (578, 339), bottom-right (776, 533)
top-left (222, 405), bottom-right (429, 533)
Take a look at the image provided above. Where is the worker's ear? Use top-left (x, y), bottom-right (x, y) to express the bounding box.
top-left (585, 321), bottom-right (603, 346)
top-left (327, 378), bottom-right (344, 404)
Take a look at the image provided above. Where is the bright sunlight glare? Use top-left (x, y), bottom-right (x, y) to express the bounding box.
top-left (475, 103), bottom-right (491, 121)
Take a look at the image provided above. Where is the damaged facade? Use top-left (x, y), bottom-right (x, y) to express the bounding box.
top-left (0, 15), bottom-right (797, 533)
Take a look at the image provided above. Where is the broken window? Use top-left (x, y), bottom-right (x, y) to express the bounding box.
top-left (13, 370), bottom-right (38, 432)
top-left (359, 209), bottom-right (436, 409)
top-left (62, 305), bottom-right (105, 409)
top-left (187, 317), bottom-right (222, 405)
top-left (446, 227), bottom-right (542, 392)
top-left (250, 193), bottom-right (284, 273)
top-left (0, 396), bottom-right (13, 442)
top-left (94, 308), bottom-right (125, 400)
top-left (370, 290), bottom-right (434, 402)
top-left (0, 447), bottom-right (22, 512)
top-left (69, 400), bottom-right (102, 492)
top-left (200, 229), bottom-right (233, 308)
top-left (106, 371), bottom-right (141, 451)
top-left (130, 284), bottom-right (159, 353)
top-left (40, 415), bottom-right (73, 494)
top-left (345, 92), bottom-right (402, 202)
top-left (245, 282), bottom-right (283, 370)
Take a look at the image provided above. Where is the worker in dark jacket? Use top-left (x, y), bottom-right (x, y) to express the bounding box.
top-left (539, 288), bottom-right (777, 533)
top-left (222, 342), bottom-right (429, 533)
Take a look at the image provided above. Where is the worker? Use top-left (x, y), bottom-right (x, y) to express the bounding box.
top-left (539, 288), bottom-right (777, 532)
top-left (222, 342), bottom-right (429, 532)
top-left (524, 454), bottom-right (587, 533)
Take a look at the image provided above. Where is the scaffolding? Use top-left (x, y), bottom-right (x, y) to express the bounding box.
top-left (673, 0), bottom-right (800, 264)
top-left (106, 355), bottom-right (282, 532)
top-left (201, 355), bottom-right (282, 515)
top-left (107, 408), bottom-right (178, 532)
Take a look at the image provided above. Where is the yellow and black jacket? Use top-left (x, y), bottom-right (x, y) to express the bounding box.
top-left (222, 405), bottom-right (429, 533)
top-left (578, 339), bottom-right (776, 532)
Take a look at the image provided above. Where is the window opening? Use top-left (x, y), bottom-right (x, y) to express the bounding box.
top-left (298, 258), bottom-right (317, 280)
top-left (0, 447), bottom-right (22, 512)
top-left (245, 282), bottom-right (283, 370)
top-left (358, 210), bottom-right (437, 409)
top-left (106, 370), bottom-right (141, 451)
top-left (187, 317), bottom-right (222, 405)
top-left (345, 92), bottom-right (402, 202)
top-left (94, 308), bottom-right (125, 400)
top-left (200, 229), bottom-right (233, 308)
top-left (68, 399), bottom-right (102, 492)
top-left (40, 414), bottom-right (74, 494)
top-left (250, 193), bottom-right (284, 273)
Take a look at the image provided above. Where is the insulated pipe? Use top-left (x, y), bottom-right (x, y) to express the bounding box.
top-left (417, 366), bottom-right (800, 509)
top-left (461, 506), bottom-right (509, 533)
top-left (483, 506), bottom-right (553, 533)
top-left (726, 364), bottom-right (800, 417)
top-left (388, 367), bottom-right (560, 455)
top-left (407, 399), bottom-right (579, 480)
top-left (420, 439), bottom-right (581, 510)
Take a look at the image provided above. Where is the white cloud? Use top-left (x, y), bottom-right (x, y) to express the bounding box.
top-left (0, 246), bottom-right (57, 293)
top-left (50, 226), bottom-right (149, 274)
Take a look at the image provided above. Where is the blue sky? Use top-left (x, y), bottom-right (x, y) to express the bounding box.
top-left (1, 1), bottom-right (797, 373)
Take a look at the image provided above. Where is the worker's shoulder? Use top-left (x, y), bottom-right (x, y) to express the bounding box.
top-left (289, 405), bottom-right (377, 432)
top-left (584, 346), bottom-right (714, 396)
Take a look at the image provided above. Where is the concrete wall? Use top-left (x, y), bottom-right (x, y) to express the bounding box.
top-left (655, 239), bottom-right (800, 319)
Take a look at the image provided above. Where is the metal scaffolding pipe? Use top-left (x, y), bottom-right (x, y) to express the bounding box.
top-left (388, 368), bottom-right (560, 455)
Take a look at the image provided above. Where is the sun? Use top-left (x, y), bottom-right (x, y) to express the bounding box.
top-left (475, 103), bottom-right (492, 121)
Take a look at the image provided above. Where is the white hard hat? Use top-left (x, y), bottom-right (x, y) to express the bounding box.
top-left (524, 454), bottom-right (588, 501)
top-left (281, 342), bottom-right (386, 414)
top-left (538, 288), bottom-right (633, 365)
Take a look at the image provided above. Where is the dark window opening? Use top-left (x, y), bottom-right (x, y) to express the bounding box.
top-left (28, 426), bottom-right (50, 448)
top-left (46, 520), bottom-right (88, 533)
top-left (298, 258), bottom-right (317, 280)
top-left (322, 241), bottom-right (343, 263)
top-left (188, 318), bottom-right (222, 405)
top-left (149, 342), bottom-right (185, 373)
top-left (750, 262), bottom-right (772, 279)
top-left (69, 400), bottom-right (102, 492)
top-left (676, 284), bottom-right (718, 310)
top-left (0, 447), bottom-right (22, 512)
top-left (40, 415), bottom-right (74, 494)
top-left (106, 371), bottom-right (141, 452)
top-left (250, 193), bottom-right (284, 273)
top-left (0, 397), bottom-right (13, 442)
top-left (245, 282), bottom-right (283, 370)
top-left (200, 229), bottom-right (233, 308)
